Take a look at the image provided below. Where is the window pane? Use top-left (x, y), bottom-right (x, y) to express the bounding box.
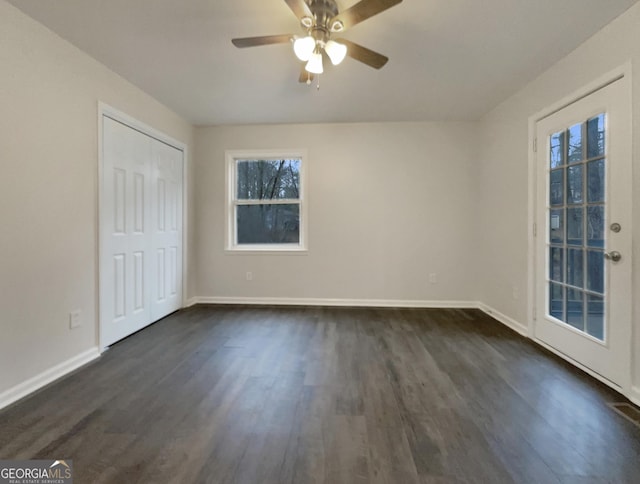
top-left (567, 165), bottom-right (583, 205)
top-left (587, 159), bottom-right (605, 203)
top-left (586, 250), bottom-right (604, 294)
top-left (550, 209), bottom-right (564, 244)
top-left (550, 169), bottom-right (564, 206)
top-left (586, 295), bottom-right (604, 340)
top-left (568, 123), bottom-right (583, 163)
top-left (550, 247), bottom-right (564, 283)
top-left (237, 204), bottom-right (300, 244)
top-left (237, 160), bottom-right (300, 200)
top-left (567, 248), bottom-right (583, 288)
top-left (566, 288), bottom-right (584, 331)
top-left (550, 131), bottom-right (565, 168)
top-left (587, 114), bottom-right (605, 159)
top-left (549, 283), bottom-right (564, 321)
top-left (566, 208), bottom-right (583, 246)
top-left (586, 206), bottom-right (604, 248)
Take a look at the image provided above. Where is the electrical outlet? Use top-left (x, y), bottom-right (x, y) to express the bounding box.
top-left (246, 271), bottom-right (253, 281)
top-left (69, 310), bottom-right (82, 329)
top-left (429, 273), bottom-right (437, 284)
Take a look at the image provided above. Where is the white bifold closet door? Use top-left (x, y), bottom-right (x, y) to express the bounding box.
top-left (101, 116), bottom-right (183, 347)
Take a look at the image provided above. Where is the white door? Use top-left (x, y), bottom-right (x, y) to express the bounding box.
top-left (150, 139), bottom-right (183, 320)
top-left (535, 78), bottom-right (632, 389)
top-left (101, 115), bottom-right (183, 347)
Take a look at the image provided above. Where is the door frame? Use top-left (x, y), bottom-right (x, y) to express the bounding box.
top-left (527, 62), bottom-right (633, 397)
top-left (97, 103), bottom-right (189, 352)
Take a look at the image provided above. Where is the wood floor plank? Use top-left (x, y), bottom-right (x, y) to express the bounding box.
top-left (1, 305), bottom-right (639, 483)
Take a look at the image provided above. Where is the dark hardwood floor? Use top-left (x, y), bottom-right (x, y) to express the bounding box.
top-left (1, 306), bottom-right (639, 483)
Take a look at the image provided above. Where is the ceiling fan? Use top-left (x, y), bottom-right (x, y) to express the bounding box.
top-left (231, 0), bottom-right (403, 84)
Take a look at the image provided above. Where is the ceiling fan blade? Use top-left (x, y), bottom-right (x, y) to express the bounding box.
top-left (284, 0), bottom-right (312, 20)
top-left (337, 39), bottom-right (388, 69)
top-left (332, 0), bottom-right (402, 30)
top-left (299, 65), bottom-right (314, 84)
top-left (232, 34), bottom-right (293, 48)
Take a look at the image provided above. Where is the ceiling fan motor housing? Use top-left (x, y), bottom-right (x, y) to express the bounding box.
top-left (304, 0), bottom-right (340, 41)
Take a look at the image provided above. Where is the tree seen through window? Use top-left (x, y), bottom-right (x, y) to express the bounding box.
top-left (235, 159), bottom-right (301, 245)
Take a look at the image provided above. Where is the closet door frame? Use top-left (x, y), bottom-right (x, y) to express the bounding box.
top-left (98, 103), bottom-right (188, 352)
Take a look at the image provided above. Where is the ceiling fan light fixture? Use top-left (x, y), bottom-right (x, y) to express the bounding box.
top-left (305, 52), bottom-right (324, 74)
top-left (324, 40), bottom-right (347, 65)
top-left (293, 36), bottom-right (316, 61)
top-left (330, 20), bottom-right (345, 33)
top-left (301, 16), bottom-right (314, 28)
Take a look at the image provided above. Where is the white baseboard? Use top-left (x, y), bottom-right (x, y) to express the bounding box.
top-left (477, 303), bottom-right (529, 336)
top-left (189, 296), bottom-right (477, 309)
top-left (189, 298), bottom-right (531, 335)
top-left (0, 347), bottom-right (100, 411)
top-left (184, 297), bottom-right (199, 308)
top-left (630, 386), bottom-right (640, 407)
top-left (191, 297), bottom-right (532, 338)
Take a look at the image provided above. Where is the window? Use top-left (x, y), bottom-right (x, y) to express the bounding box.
top-left (547, 115), bottom-right (606, 339)
top-left (226, 150), bottom-right (307, 251)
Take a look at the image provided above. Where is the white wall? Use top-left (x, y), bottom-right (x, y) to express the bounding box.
top-left (194, 122), bottom-right (480, 304)
top-left (0, 1), bottom-right (194, 398)
top-left (477, 2), bottom-right (640, 393)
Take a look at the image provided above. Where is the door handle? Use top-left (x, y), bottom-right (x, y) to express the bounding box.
top-left (604, 251), bottom-right (622, 262)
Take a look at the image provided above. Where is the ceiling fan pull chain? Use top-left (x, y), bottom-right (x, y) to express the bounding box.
top-left (317, 75), bottom-right (320, 91)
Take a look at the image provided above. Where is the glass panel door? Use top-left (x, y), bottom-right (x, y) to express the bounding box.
top-left (535, 77), bottom-right (632, 389)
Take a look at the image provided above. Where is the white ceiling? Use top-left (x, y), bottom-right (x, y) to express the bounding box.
top-left (8, 0), bottom-right (639, 125)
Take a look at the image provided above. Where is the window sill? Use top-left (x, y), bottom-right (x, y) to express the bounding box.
top-left (225, 246), bottom-right (308, 255)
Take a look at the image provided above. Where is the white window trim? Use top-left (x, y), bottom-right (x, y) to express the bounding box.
top-left (225, 149), bottom-right (308, 253)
